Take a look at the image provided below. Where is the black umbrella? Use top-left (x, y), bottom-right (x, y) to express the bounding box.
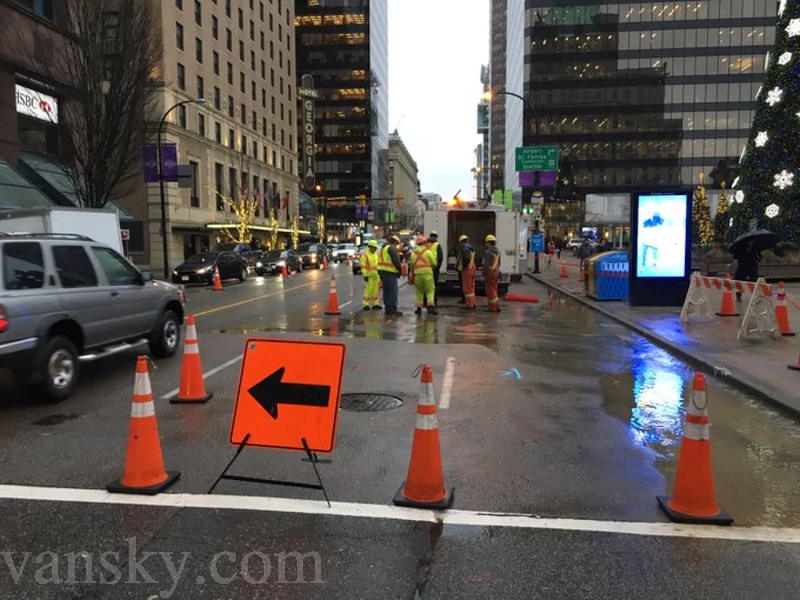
top-left (729, 229), bottom-right (781, 256)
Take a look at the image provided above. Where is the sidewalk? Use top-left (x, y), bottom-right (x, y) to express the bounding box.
top-left (529, 259), bottom-right (800, 418)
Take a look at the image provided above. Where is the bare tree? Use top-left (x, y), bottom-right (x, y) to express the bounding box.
top-left (29, 0), bottom-right (161, 208)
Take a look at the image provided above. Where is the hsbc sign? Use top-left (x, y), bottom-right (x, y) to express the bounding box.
top-left (15, 84), bottom-right (59, 124)
top-left (299, 74), bottom-right (316, 191)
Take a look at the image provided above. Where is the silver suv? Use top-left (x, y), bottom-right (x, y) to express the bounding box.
top-left (0, 233), bottom-right (186, 401)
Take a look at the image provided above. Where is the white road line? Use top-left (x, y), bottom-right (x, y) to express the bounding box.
top-left (0, 484), bottom-right (798, 544)
top-left (159, 356), bottom-right (243, 400)
top-left (338, 300), bottom-right (353, 309)
top-left (439, 356), bottom-right (456, 409)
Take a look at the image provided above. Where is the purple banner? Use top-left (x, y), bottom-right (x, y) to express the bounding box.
top-left (161, 143), bottom-right (178, 182)
top-left (142, 144), bottom-right (158, 183)
top-left (520, 170), bottom-right (557, 187)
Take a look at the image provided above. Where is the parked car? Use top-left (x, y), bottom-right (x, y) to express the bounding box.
top-left (172, 251), bottom-right (249, 285)
top-left (352, 246), bottom-right (368, 274)
top-left (0, 232), bottom-right (186, 401)
top-left (240, 250), bottom-right (264, 272)
top-left (333, 243), bottom-right (357, 262)
top-left (296, 243), bottom-right (327, 269)
top-left (255, 249), bottom-right (302, 276)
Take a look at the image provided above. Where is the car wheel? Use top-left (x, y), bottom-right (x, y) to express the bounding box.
top-left (149, 310), bottom-right (181, 359)
top-left (239, 267), bottom-right (248, 281)
top-left (33, 336), bottom-right (79, 402)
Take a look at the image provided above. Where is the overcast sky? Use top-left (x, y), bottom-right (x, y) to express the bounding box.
top-left (387, 0), bottom-right (489, 201)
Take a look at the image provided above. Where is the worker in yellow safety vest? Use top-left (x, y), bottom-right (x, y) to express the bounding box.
top-left (361, 240), bottom-right (382, 310)
top-left (483, 234), bottom-right (501, 312)
top-left (410, 235), bottom-right (438, 316)
top-left (425, 231), bottom-right (444, 307)
top-left (377, 234), bottom-right (403, 316)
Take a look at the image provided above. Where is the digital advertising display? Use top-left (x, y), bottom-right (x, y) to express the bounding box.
top-left (634, 194), bottom-right (688, 278)
top-left (629, 191), bottom-right (691, 307)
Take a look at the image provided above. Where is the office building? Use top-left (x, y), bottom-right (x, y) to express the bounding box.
top-left (526, 1), bottom-right (775, 237)
top-left (294, 0), bottom-right (389, 230)
top-left (388, 130), bottom-right (419, 228)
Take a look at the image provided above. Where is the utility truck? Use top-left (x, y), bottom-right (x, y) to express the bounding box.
top-left (0, 207), bottom-right (124, 254)
top-left (423, 200), bottom-right (531, 297)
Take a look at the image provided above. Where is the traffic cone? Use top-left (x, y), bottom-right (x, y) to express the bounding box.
top-left (715, 274), bottom-right (739, 317)
top-left (281, 263), bottom-right (289, 277)
top-left (324, 275), bottom-right (341, 315)
top-left (657, 373), bottom-right (733, 525)
top-left (393, 365), bottom-right (454, 510)
top-left (775, 282), bottom-right (795, 336)
top-left (212, 265), bottom-right (223, 291)
top-left (560, 261), bottom-right (568, 278)
top-left (345, 255), bottom-right (351, 266)
top-left (322, 255), bottom-right (329, 270)
top-left (579, 264), bottom-right (585, 282)
top-left (107, 356), bottom-right (180, 495)
top-left (172, 315), bottom-right (213, 404)
top-left (402, 262), bottom-right (408, 277)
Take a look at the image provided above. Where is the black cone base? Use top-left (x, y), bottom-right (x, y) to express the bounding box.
top-left (715, 312), bottom-right (740, 317)
top-left (657, 496), bottom-right (733, 525)
top-left (107, 471), bottom-right (181, 495)
top-left (393, 482), bottom-right (454, 510)
top-left (170, 392), bottom-right (213, 404)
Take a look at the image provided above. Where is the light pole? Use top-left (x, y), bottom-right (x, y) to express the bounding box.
top-left (484, 89), bottom-right (542, 273)
top-left (158, 97), bottom-right (204, 280)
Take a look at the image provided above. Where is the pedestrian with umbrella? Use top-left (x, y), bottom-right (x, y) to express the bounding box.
top-left (730, 229), bottom-right (781, 301)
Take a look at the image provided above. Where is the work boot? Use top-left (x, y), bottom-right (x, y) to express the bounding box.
top-left (373, 305), bottom-right (383, 310)
top-left (427, 307), bottom-right (438, 315)
top-left (415, 307), bottom-right (422, 316)
top-left (363, 306), bottom-right (371, 311)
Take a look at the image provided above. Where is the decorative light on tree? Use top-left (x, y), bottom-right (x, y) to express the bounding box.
top-left (766, 203), bottom-right (780, 218)
top-left (779, 51), bottom-right (793, 65)
top-left (734, 190), bottom-right (745, 204)
top-left (787, 18), bottom-right (800, 37)
top-left (755, 131), bottom-right (769, 147)
top-left (767, 87), bottom-right (784, 106)
top-left (780, 0), bottom-right (787, 17)
top-left (774, 169), bottom-right (794, 189)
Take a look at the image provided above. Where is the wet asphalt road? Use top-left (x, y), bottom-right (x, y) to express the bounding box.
top-left (0, 262), bottom-right (799, 598)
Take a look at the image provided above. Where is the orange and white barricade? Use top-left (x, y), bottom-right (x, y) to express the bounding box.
top-left (737, 277), bottom-right (780, 341)
top-left (679, 272), bottom-right (715, 323)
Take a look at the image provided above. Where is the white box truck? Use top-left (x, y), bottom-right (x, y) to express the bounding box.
top-left (0, 207), bottom-right (124, 254)
top-left (423, 201), bottom-right (531, 297)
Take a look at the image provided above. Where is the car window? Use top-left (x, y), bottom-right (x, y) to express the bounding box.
top-left (52, 245), bottom-right (98, 288)
top-left (280, 251), bottom-right (288, 258)
top-left (91, 247), bottom-right (140, 286)
top-left (2, 242), bottom-right (45, 290)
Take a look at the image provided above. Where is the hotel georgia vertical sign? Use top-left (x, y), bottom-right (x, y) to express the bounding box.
top-left (298, 74), bottom-right (318, 191)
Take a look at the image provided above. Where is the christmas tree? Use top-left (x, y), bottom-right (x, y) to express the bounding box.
top-left (714, 183), bottom-right (730, 244)
top-left (730, 1), bottom-right (800, 242)
top-left (693, 174), bottom-right (713, 245)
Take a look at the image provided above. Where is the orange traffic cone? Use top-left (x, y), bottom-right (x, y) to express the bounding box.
top-left (393, 365), bottom-right (454, 509)
top-left (775, 282), bottom-right (795, 336)
top-left (579, 264), bottom-right (585, 282)
top-left (657, 373), bottom-right (732, 525)
top-left (401, 262), bottom-right (408, 277)
top-left (281, 262), bottom-right (289, 277)
top-left (212, 265), bottom-right (223, 291)
top-left (172, 315), bottom-right (213, 404)
top-left (324, 275), bottom-right (341, 315)
top-left (107, 356), bottom-right (180, 494)
top-left (322, 255), bottom-right (329, 270)
top-left (345, 255), bottom-right (351, 266)
top-left (715, 274), bottom-right (739, 317)
top-left (560, 261), bottom-right (568, 278)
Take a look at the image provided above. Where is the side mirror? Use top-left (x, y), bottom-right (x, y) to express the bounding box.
top-left (141, 271), bottom-right (154, 282)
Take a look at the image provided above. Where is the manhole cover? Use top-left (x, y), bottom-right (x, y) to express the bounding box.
top-left (32, 413), bottom-right (80, 426)
top-left (340, 393), bottom-right (403, 412)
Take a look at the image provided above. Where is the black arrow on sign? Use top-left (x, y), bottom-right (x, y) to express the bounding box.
top-left (248, 367), bottom-right (331, 420)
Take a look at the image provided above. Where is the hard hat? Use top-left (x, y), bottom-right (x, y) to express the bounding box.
top-left (458, 235), bottom-right (469, 243)
top-left (429, 231), bottom-right (438, 237)
top-left (485, 234), bottom-right (497, 243)
top-left (390, 235), bottom-right (401, 244)
top-left (367, 240), bottom-right (378, 248)
top-left (417, 235), bottom-right (427, 245)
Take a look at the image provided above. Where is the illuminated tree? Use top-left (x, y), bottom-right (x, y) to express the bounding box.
top-left (693, 174), bottom-right (714, 245)
top-left (730, 2), bottom-right (800, 241)
top-left (318, 215), bottom-right (326, 244)
top-left (268, 209), bottom-right (279, 250)
top-left (217, 183), bottom-right (258, 244)
top-left (291, 215), bottom-right (300, 249)
top-left (714, 182), bottom-right (730, 244)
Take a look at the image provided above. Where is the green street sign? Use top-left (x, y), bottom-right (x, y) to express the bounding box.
top-left (515, 145), bottom-right (558, 172)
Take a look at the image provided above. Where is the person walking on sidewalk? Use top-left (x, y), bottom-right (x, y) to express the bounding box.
top-left (483, 234), bottom-right (501, 312)
top-left (426, 231), bottom-right (444, 307)
top-left (378, 234), bottom-right (404, 317)
top-left (733, 239), bottom-right (761, 302)
top-left (410, 235), bottom-right (438, 316)
top-left (458, 234), bottom-right (477, 310)
top-left (361, 240), bottom-right (382, 310)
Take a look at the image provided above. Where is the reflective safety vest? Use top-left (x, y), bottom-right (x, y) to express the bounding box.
top-left (411, 247), bottom-right (435, 275)
top-left (457, 246), bottom-right (476, 272)
top-left (377, 245), bottom-right (398, 273)
top-left (362, 250), bottom-right (379, 274)
top-left (484, 246), bottom-right (500, 274)
top-left (427, 242), bottom-right (440, 268)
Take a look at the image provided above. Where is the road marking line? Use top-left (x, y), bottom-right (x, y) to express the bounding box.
top-left (0, 484), bottom-right (798, 544)
top-left (160, 356), bottom-right (243, 400)
top-left (194, 278), bottom-right (326, 317)
top-left (439, 357), bottom-right (455, 409)
top-left (339, 301), bottom-right (352, 309)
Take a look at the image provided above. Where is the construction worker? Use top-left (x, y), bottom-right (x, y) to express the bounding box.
top-left (483, 234), bottom-right (501, 312)
top-left (426, 231), bottom-right (444, 307)
top-left (361, 240), bottom-right (382, 310)
top-left (378, 234), bottom-right (404, 317)
top-left (457, 234), bottom-right (476, 309)
top-left (410, 235), bottom-right (437, 316)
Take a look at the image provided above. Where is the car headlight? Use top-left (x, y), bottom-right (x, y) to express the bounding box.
top-left (277, 260), bottom-right (285, 266)
top-left (256, 261), bottom-right (263, 268)
top-left (172, 270), bottom-right (178, 276)
top-left (310, 253), bottom-right (317, 259)
top-left (196, 267), bottom-right (209, 275)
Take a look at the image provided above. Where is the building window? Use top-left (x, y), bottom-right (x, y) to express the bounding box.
top-left (270, 68), bottom-right (274, 86)
top-left (252, 110), bottom-right (257, 129)
top-left (272, 150), bottom-right (276, 166)
top-left (226, 29), bottom-right (232, 51)
top-left (215, 163), bottom-right (225, 210)
top-left (215, 122), bottom-right (222, 144)
top-left (242, 135), bottom-right (247, 155)
top-left (227, 95), bottom-right (234, 117)
top-left (229, 167), bottom-right (237, 204)
top-left (262, 117), bottom-right (266, 136)
top-left (177, 63), bottom-right (185, 90)
top-left (196, 75), bottom-right (204, 99)
top-left (260, 32), bottom-right (265, 51)
top-left (281, 155), bottom-right (285, 171)
top-left (176, 23), bottom-right (184, 51)
top-left (189, 161), bottom-right (200, 207)
top-left (198, 113), bottom-right (206, 137)
top-left (278, 24), bottom-right (282, 42)
top-left (212, 51), bottom-right (219, 75)
top-left (271, 96), bottom-right (275, 114)
top-left (250, 51), bottom-right (255, 71)
top-left (261, 89), bottom-right (266, 108)
top-left (239, 40), bottom-right (244, 62)
top-left (225, 0), bottom-right (230, 17)
top-left (251, 81), bottom-right (256, 101)
top-left (250, 20), bottom-right (255, 41)
top-left (269, 41), bottom-right (274, 59)
top-left (212, 15), bottom-right (218, 40)
top-left (239, 72), bottom-right (245, 93)
top-left (214, 86), bottom-right (221, 109)
top-left (288, 109), bottom-right (292, 124)
top-left (279, 51), bottom-right (282, 69)
top-left (269, 13), bottom-right (273, 31)
top-left (287, 60), bottom-right (291, 77)
top-left (227, 62), bottom-right (233, 85)
top-left (279, 77), bottom-right (283, 94)
top-left (259, 2), bottom-right (264, 20)
top-left (240, 103), bottom-right (246, 125)
top-left (288, 134), bottom-right (292, 152)
top-left (280, 129), bottom-right (284, 146)
top-left (178, 105), bottom-right (187, 128)
top-left (194, 0), bottom-right (201, 26)
top-left (176, 0), bottom-right (183, 9)
top-left (288, 85), bottom-right (292, 101)
top-left (229, 129), bottom-right (235, 149)
top-left (195, 38), bottom-right (203, 63)
top-left (238, 7), bottom-right (243, 29)
top-left (271, 123), bottom-right (275, 140)
top-left (261, 61), bottom-right (266, 79)
top-left (289, 158), bottom-right (293, 175)
top-left (280, 103), bottom-right (283, 120)
top-left (262, 147), bottom-right (267, 164)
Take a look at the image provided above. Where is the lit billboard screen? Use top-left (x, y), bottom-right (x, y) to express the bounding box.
top-left (634, 193), bottom-right (688, 279)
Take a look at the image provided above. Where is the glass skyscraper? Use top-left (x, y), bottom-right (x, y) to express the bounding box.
top-left (526, 1), bottom-right (775, 197)
top-left (295, 0), bottom-right (388, 225)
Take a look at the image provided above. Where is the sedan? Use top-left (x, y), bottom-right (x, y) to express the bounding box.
top-left (255, 249), bottom-right (302, 276)
top-left (172, 251), bottom-right (249, 285)
top-left (351, 246), bottom-right (368, 274)
top-left (296, 243), bottom-right (327, 269)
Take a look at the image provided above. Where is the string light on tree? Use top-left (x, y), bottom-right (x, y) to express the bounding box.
top-left (735, 190), bottom-right (745, 203)
top-left (774, 170), bottom-right (794, 190)
top-left (767, 87), bottom-right (784, 106)
top-left (766, 203), bottom-right (780, 219)
top-left (755, 131), bottom-right (769, 147)
top-left (780, 0), bottom-right (787, 17)
top-left (779, 52), bottom-right (793, 65)
top-left (787, 18), bottom-right (800, 38)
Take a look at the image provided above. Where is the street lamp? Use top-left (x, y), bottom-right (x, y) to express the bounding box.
top-left (158, 97), bottom-right (205, 280)
top-left (315, 183), bottom-right (327, 242)
top-left (484, 89), bottom-right (543, 273)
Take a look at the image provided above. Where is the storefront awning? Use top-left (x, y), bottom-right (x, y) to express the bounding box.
top-left (0, 161), bottom-right (57, 210)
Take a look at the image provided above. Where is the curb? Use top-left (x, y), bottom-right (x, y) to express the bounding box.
top-left (527, 273), bottom-right (800, 420)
